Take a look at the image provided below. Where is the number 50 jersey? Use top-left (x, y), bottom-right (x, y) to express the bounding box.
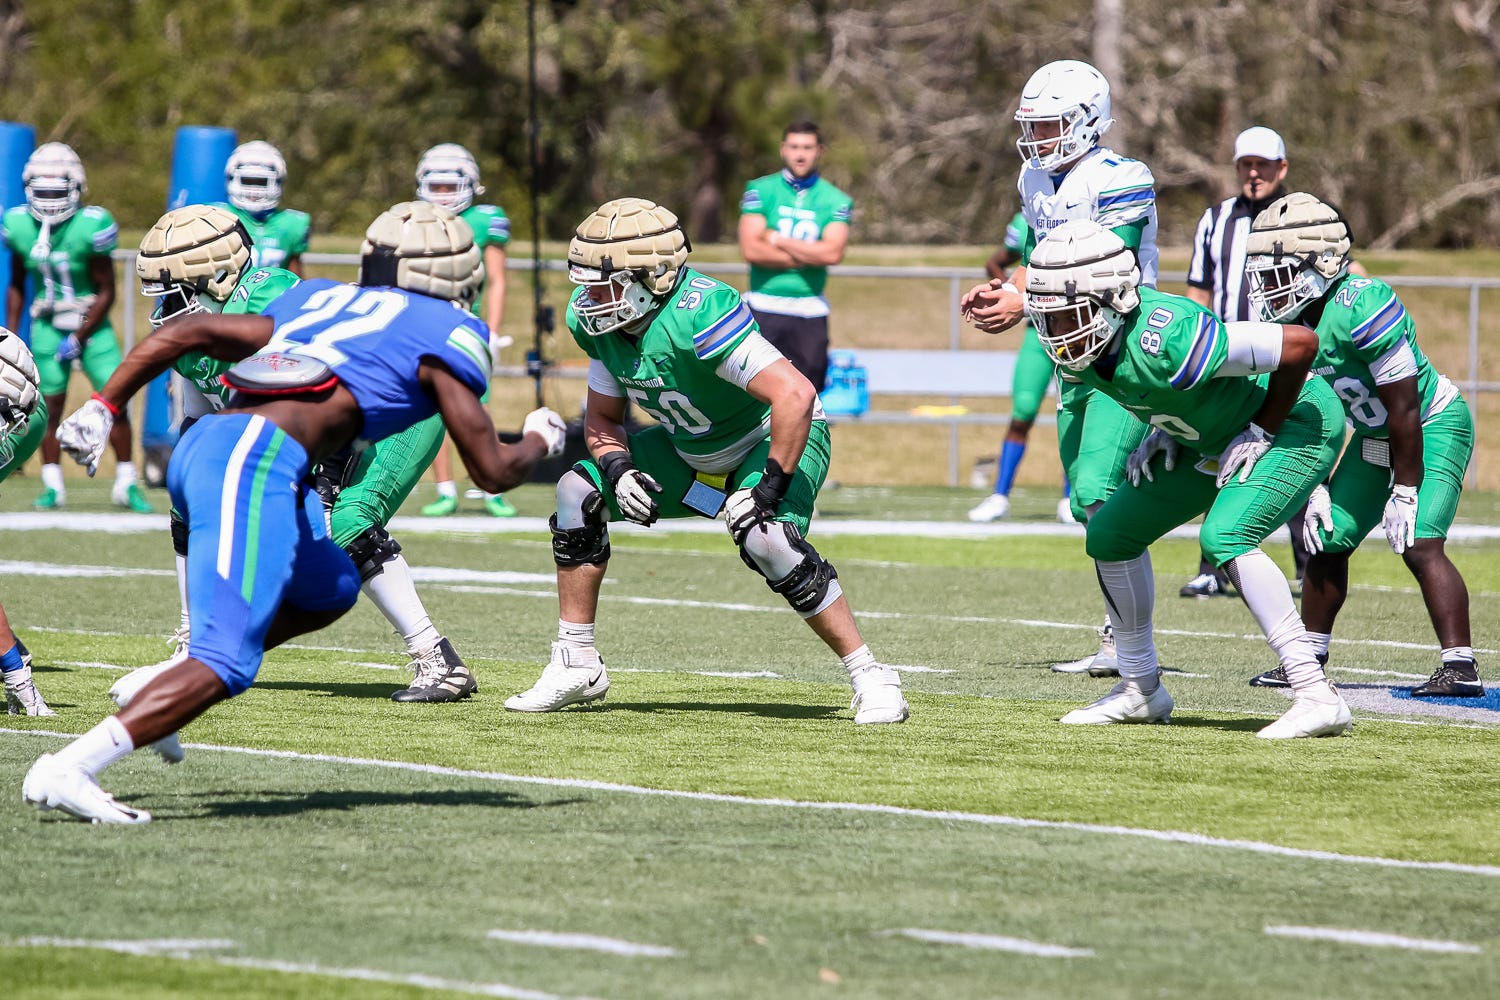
top-left (254, 279), bottom-right (492, 445)
top-left (567, 267), bottom-right (823, 473)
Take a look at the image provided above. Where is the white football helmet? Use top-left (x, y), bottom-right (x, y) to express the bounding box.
top-left (359, 201), bottom-right (483, 305)
top-left (567, 198), bottom-right (690, 336)
top-left (416, 143), bottom-right (484, 214)
top-left (137, 205), bottom-right (254, 328)
top-left (23, 142), bottom-right (86, 224)
top-left (225, 140), bottom-right (287, 215)
top-left (1024, 220), bottom-right (1140, 370)
top-left (1245, 193), bottom-right (1352, 323)
top-left (0, 329), bottom-right (41, 465)
top-left (1015, 60), bottom-right (1114, 171)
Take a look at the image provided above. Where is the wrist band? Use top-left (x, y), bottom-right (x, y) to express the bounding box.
top-left (91, 392), bottom-right (120, 417)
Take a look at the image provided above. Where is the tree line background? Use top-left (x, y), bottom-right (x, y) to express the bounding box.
top-left (4, 0), bottom-right (1500, 252)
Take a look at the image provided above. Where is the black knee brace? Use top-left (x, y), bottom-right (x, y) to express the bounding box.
top-left (550, 487), bottom-right (610, 567)
top-left (170, 509), bottom-right (189, 558)
top-left (739, 523), bottom-right (840, 615)
top-left (344, 524), bottom-right (403, 582)
top-left (313, 449), bottom-right (361, 510)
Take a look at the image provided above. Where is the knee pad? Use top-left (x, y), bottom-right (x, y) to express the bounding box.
top-left (551, 469), bottom-right (610, 567)
top-left (740, 522), bottom-right (842, 618)
top-left (170, 509), bottom-right (189, 557)
top-left (313, 449), bottom-right (360, 510)
top-left (343, 524), bottom-right (403, 583)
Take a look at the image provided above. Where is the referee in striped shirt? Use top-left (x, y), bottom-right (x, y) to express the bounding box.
top-left (1179, 127), bottom-right (1308, 599)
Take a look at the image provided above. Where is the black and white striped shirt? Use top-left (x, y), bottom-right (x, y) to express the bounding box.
top-left (1186, 186), bottom-right (1287, 322)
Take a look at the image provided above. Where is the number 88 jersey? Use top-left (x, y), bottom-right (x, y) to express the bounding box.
top-left (256, 278), bottom-right (492, 444)
top-left (567, 267), bottom-right (792, 473)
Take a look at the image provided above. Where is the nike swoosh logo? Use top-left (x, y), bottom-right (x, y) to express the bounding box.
top-left (589, 670), bottom-right (605, 686)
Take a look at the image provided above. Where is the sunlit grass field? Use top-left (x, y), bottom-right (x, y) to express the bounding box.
top-left (3, 480), bottom-right (1498, 998)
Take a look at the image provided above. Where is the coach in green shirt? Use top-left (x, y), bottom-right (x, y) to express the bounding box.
top-left (736, 121), bottom-right (852, 392)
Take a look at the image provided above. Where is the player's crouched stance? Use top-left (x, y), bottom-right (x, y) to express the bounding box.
top-left (505, 198), bottom-right (907, 724)
top-left (1026, 220), bottom-right (1351, 739)
top-left (23, 202), bottom-right (564, 823)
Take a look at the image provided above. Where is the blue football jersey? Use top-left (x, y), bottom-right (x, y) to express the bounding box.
top-left (256, 279), bottom-right (491, 443)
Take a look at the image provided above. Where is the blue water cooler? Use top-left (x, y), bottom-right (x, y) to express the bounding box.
top-left (820, 349), bottom-right (869, 417)
top-left (140, 126), bottom-right (237, 484)
top-left (0, 122), bottom-right (37, 344)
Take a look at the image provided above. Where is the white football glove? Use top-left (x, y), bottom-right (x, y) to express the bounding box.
top-left (521, 406), bottom-right (568, 458)
top-left (56, 395), bottom-right (115, 476)
top-left (1383, 483), bottom-right (1419, 554)
top-left (1302, 483), bottom-right (1333, 554)
top-left (613, 468), bottom-right (663, 525)
top-left (1216, 422), bottom-right (1273, 488)
top-left (1126, 428), bottom-right (1179, 486)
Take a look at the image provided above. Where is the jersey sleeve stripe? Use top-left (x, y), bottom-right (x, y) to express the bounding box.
top-left (740, 191), bottom-right (763, 211)
top-left (446, 325), bottom-right (492, 378)
top-left (93, 223), bottom-right (120, 251)
top-left (695, 307), bottom-right (756, 359)
top-left (1170, 314), bottom-right (1221, 390)
top-left (1097, 187), bottom-right (1154, 210)
top-left (1349, 295), bottom-right (1405, 349)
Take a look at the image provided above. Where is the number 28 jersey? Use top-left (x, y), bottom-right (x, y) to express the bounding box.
top-left (1308, 274), bottom-right (1459, 440)
top-left (256, 279), bottom-right (491, 444)
top-left (568, 267), bottom-right (820, 472)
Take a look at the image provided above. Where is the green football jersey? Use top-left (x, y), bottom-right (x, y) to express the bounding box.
top-left (216, 204), bottom-right (309, 271)
top-left (1003, 211), bottom-right (1029, 256)
top-left (739, 172), bottom-right (852, 299)
top-left (459, 203), bottom-right (510, 319)
top-left (1307, 274), bottom-right (1460, 439)
top-left (1, 205), bottom-right (118, 327)
top-left (173, 267), bottom-right (300, 405)
top-left (567, 267), bottom-right (781, 472)
top-left (1073, 287), bottom-right (1266, 456)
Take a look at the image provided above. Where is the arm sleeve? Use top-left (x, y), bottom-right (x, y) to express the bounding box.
top-left (1110, 217), bottom-right (1147, 251)
top-left (739, 182), bottom-right (766, 217)
top-left (714, 330), bottom-right (785, 391)
top-left (1370, 340), bottom-right (1419, 385)
top-left (1095, 159), bottom-right (1156, 230)
top-left (1217, 321), bottom-right (1285, 376)
top-left (587, 358), bottom-right (625, 397)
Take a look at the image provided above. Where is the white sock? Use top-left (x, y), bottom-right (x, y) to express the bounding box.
top-left (1095, 554), bottom-right (1158, 685)
top-left (41, 463), bottom-right (65, 497)
top-left (435, 480), bottom-right (458, 499)
top-left (1442, 646), bottom-right (1475, 664)
top-left (360, 555), bottom-right (439, 654)
top-left (557, 620), bottom-right (595, 650)
top-left (114, 461), bottom-right (137, 488)
top-left (53, 716), bottom-right (135, 776)
top-left (1227, 550), bottom-right (1327, 692)
top-left (841, 644), bottom-right (880, 680)
top-left (1307, 631), bottom-right (1331, 660)
top-left (175, 554), bottom-right (191, 632)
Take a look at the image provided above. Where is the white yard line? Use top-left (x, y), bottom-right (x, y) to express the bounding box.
top-left (5, 727), bottom-right (1496, 879)
top-left (1263, 925), bottom-right (1482, 954)
top-left (11, 937), bottom-right (599, 999)
top-left (9, 510), bottom-right (1500, 543)
top-left (881, 928), bottom-right (1093, 957)
top-left (614, 668), bottom-right (782, 679)
top-left (486, 930), bottom-right (676, 957)
top-left (9, 559), bottom-right (1495, 656)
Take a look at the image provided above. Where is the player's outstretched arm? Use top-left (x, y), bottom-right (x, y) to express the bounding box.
top-left (96, 313), bottom-right (275, 413)
top-left (422, 359), bottom-right (550, 495)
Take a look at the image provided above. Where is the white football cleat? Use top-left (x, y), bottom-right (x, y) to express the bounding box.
top-left (1256, 685), bottom-right (1352, 739)
top-left (505, 643), bottom-right (609, 712)
top-left (850, 666), bottom-right (909, 724)
top-left (4, 665), bottom-right (56, 716)
top-left (109, 657), bottom-right (187, 764)
top-left (1060, 678), bottom-right (1173, 725)
top-left (22, 753), bottom-right (152, 824)
top-left (1057, 496), bottom-right (1076, 524)
top-left (1052, 625), bottom-right (1119, 677)
top-left (968, 492), bottom-right (1010, 522)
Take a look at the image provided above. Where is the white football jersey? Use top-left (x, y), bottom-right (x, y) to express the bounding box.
top-left (1017, 146), bottom-right (1159, 286)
